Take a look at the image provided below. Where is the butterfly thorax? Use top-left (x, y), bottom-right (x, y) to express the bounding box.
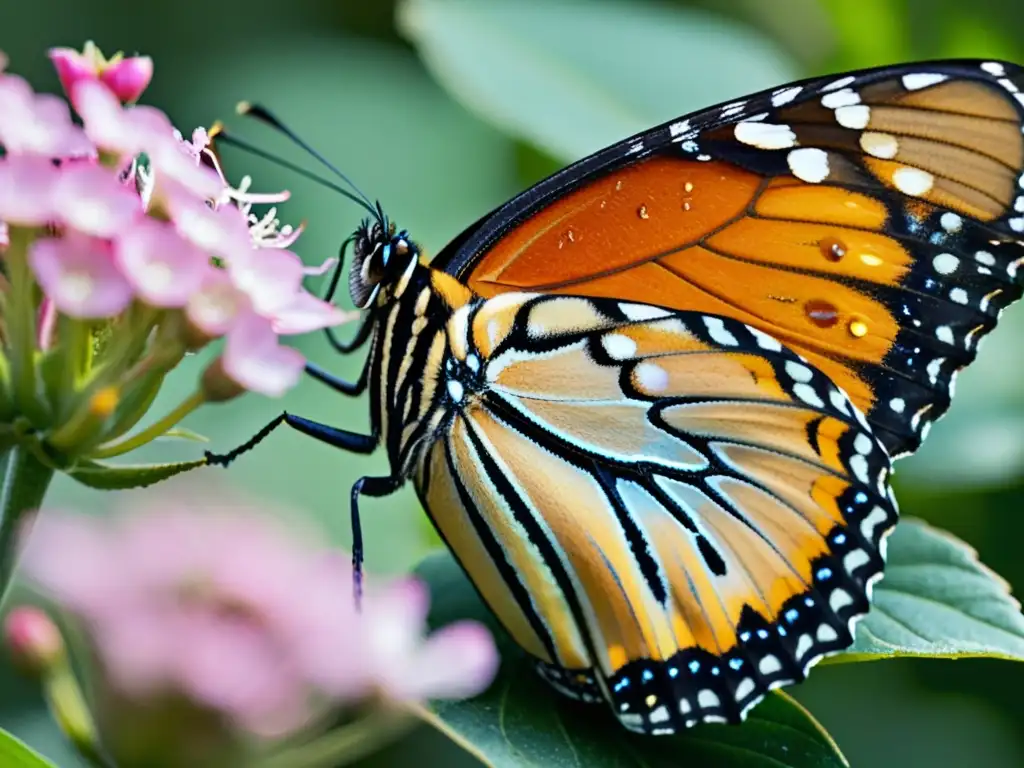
top-left (352, 222), bottom-right (482, 478)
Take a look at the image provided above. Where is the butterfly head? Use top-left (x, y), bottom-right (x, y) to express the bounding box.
top-left (349, 218), bottom-right (418, 308)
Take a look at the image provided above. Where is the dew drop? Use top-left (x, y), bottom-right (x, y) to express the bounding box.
top-left (819, 236), bottom-right (846, 262)
top-left (683, 202), bottom-right (692, 211)
top-left (615, 180), bottom-right (624, 191)
top-left (848, 317), bottom-right (869, 338)
top-left (567, 229), bottom-right (577, 243)
top-left (638, 204), bottom-right (650, 220)
top-left (684, 181), bottom-right (694, 193)
top-left (805, 299), bottom-right (839, 328)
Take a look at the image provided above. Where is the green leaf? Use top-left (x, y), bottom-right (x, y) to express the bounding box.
top-left (399, 0), bottom-right (799, 162)
top-left (833, 518), bottom-right (1024, 662)
top-left (66, 457), bottom-right (206, 490)
top-left (0, 728), bottom-right (57, 767)
top-left (415, 554), bottom-right (847, 768)
top-left (158, 427), bottom-right (209, 444)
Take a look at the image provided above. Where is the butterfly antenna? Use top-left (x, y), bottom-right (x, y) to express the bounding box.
top-left (237, 101), bottom-right (379, 220)
top-left (209, 124), bottom-right (378, 219)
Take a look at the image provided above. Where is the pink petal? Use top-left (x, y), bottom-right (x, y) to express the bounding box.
top-left (52, 163), bottom-right (141, 238)
top-left (147, 133), bottom-right (225, 202)
top-left (0, 76), bottom-right (91, 157)
top-left (96, 612), bottom-right (178, 696)
top-left (185, 269), bottom-right (248, 337)
top-left (270, 290), bottom-right (351, 335)
top-left (0, 155), bottom-right (58, 225)
top-left (100, 56), bottom-right (153, 103)
top-left (115, 218), bottom-right (210, 307)
top-left (75, 81), bottom-right (171, 158)
top-left (167, 191), bottom-right (250, 257)
top-left (221, 313), bottom-right (304, 396)
top-left (29, 233), bottom-right (134, 318)
top-left (387, 621), bottom-right (499, 701)
top-left (49, 48), bottom-right (98, 102)
top-left (227, 248), bottom-right (304, 316)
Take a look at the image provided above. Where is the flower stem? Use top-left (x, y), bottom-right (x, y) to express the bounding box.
top-left (0, 445), bottom-right (53, 604)
top-left (89, 389), bottom-right (206, 459)
top-left (4, 228), bottom-right (43, 424)
top-left (255, 705), bottom-right (415, 768)
top-left (44, 657), bottom-right (111, 768)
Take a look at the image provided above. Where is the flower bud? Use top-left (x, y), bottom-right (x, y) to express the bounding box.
top-left (4, 606), bottom-right (66, 676)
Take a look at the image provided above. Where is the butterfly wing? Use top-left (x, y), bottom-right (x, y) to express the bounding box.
top-left (432, 60), bottom-right (1024, 458)
top-left (414, 293), bottom-right (898, 733)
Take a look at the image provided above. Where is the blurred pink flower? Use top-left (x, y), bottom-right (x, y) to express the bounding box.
top-left (19, 498), bottom-right (499, 738)
top-left (4, 606), bottom-right (66, 675)
top-left (29, 233), bottom-right (134, 318)
top-left (115, 217), bottom-right (209, 307)
top-left (0, 154), bottom-right (59, 225)
top-left (74, 79), bottom-right (172, 159)
top-left (50, 43), bottom-right (153, 105)
top-left (52, 162), bottom-right (141, 237)
top-left (0, 73), bottom-right (91, 157)
top-left (218, 313), bottom-right (305, 398)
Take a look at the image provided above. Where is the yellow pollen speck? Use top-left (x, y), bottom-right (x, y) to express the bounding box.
top-left (90, 387), bottom-right (120, 417)
top-left (859, 253), bottom-right (883, 267)
top-left (684, 182), bottom-right (694, 192)
top-left (848, 319), bottom-right (869, 338)
top-left (645, 694), bottom-right (658, 707)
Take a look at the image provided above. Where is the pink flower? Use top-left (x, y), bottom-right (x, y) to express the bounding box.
top-left (186, 270), bottom-right (248, 338)
top-left (167, 189), bottom-right (251, 258)
top-left (0, 154), bottom-right (59, 225)
top-left (30, 233), bottom-right (134, 318)
top-left (0, 73), bottom-right (92, 157)
top-left (220, 313), bottom-right (305, 397)
top-left (52, 162), bottom-right (141, 238)
top-left (4, 607), bottom-right (66, 676)
top-left (115, 218), bottom-right (209, 307)
top-left (270, 290), bottom-right (352, 335)
top-left (50, 43), bottom-right (153, 105)
top-left (74, 80), bottom-right (172, 159)
top-left (17, 495), bottom-right (499, 738)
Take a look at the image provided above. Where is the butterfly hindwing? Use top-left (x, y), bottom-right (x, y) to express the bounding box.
top-left (414, 293), bottom-right (898, 733)
top-left (432, 60), bottom-right (1024, 458)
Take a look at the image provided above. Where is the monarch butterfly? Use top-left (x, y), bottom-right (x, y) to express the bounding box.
top-left (209, 60), bottom-right (1024, 734)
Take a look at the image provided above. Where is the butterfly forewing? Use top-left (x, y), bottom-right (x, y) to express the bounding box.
top-left (413, 293), bottom-right (897, 734)
top-left (432, 60), bottom-right (1024, 458)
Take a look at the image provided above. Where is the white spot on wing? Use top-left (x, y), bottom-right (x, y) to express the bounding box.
top-left (950, 287), bottom-right (968, 305)
top-left (703, 316), bottom-right (738, 346)
top-left (734, 122), bottom-right (797, 150)
top-left (932, 252), bottom-right (959, 275)
top-left (902, 72), bottom-right (948, 90)
top-left (889, 397), bottom-right (906, 414)
top-left (940, 212), bottom-right (962, 232)
top-left (821, 88), bottom-right (861, 109)
top-left (787, 148), bottom-right (830, 183)
top-left (772, 86), bottom-right (802, 106)
top-left (603, 333), bottom-right (637, 360)
top-left (835, 104), bottom-right (870, 129)
top-left (749, 327), bottom-right (783, 351)
top-left (785, 361), bottom-right (814, 382)
top-left (893, 166), bottom-right (934, 195)
top-left (982, 62), bottom-right (1007, 76)
top-left (669, 119), bottom-right (691, 137)
top-left (793, 383), bottom-right (825, 408)
top-left (823, 75), bottom-right (856, 91)
top-left (860, 131), bottom-right (898, 159)
top-left (636, 362), bottom-right (669, 392)
top-left (620, 303), bottom-right (672, 322)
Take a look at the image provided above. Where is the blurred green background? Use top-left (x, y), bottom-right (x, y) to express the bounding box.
top-left (3, 0), bottom-right (1024, 765)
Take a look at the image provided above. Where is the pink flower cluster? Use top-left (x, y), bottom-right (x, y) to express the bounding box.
top-left (0, 44), bottom-right (345, 397)
top-left (18, 494), bottom-right (499, 738)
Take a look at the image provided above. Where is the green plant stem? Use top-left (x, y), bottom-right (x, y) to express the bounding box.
top-left (0, 446), bottom-right (54, 604)
top-left (89, 390), bottom-right (205, 460)
top-left (254, 705), bottom-right (415, 768)
top-left (45, 659), bottom-right (110, 768)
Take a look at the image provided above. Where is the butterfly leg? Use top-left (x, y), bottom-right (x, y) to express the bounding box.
top-left (204, 413), bottom-right (378, 467)
top-left (304, 359), bottom-right (369, 396)
top-left (350, 474), bottom-right (404, 600)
